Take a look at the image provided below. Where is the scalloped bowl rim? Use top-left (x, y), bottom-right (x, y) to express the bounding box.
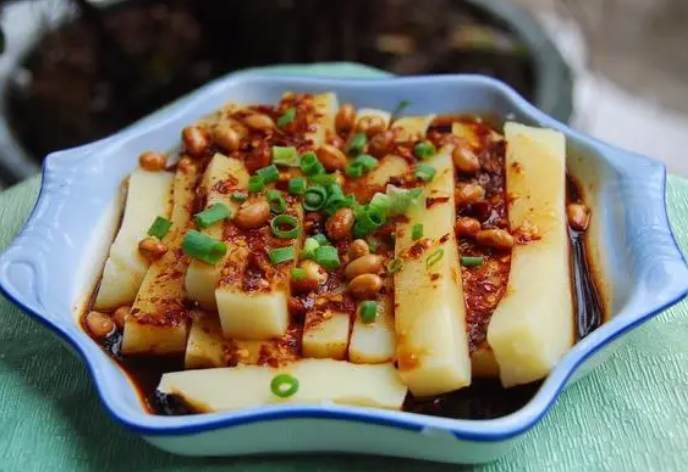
top-left (1, 73), bottom-right (687, 442)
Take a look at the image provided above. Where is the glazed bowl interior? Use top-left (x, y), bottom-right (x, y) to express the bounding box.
top-left (1, 74), bottom-right (686, 440)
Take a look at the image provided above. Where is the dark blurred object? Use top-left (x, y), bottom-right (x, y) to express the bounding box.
top-left (4, 0), bottom-right (571, 178)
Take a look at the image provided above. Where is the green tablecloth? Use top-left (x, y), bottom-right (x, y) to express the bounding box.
top-left (1, 64), bottom-right (688, 472)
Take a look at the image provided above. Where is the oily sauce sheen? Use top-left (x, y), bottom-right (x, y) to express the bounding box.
top-left (82, 110), bottom-right (604, 419)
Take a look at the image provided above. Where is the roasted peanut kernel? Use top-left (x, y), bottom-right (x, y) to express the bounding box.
top-left (138, 237), bottom-right (168, 261)
top-left (316, 144), bottom-right (347, 172)
top-left (335, 103), bottom-right (356, 133)
top-left (456, 183), bottom-right (486, 205)
top-left (213, 124), bottom-right (241, 152)
top-left (476, 229), bottom-right (515, 250)
top-left (182, 125), bottom-right (210, 157)
top-left (112, 306), bottom-right (131, 330)
top-left (567, 203), bottom-right (590, 231)
top-left (455, 217), bottom-right (482, 237)
top-left (347, 239), bottom-right (370, 260)
top-left (452, 146), bottom-right (480, 174)
top-left (86, 311), bottom-right (114, 340)
top-left (139, 151), bottom-right (167, 171)
top-left (244, 113), bottom-right (275, 131)
top-left (368, 130), bottom-right (395, 157)
top-left (356, 116), bottom-right (386, 136)
top-left (344, 254), bottom-right (384, 280)
top-left (325, 207), bottom-right (354, 240)
top-left (234, 199), bottom-right (270, 229)
top-left (292, 260), bottom-right (329, 293)
top-left (349, 273), bottom-right (383, 299)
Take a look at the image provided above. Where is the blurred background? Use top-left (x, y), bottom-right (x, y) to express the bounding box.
top-left (0, 0), bottom-right (686, 189)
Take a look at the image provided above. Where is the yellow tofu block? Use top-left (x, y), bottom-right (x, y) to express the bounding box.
top-left (185, 154), bottom-right (249, 310)
top-left (94, 170), bottom-right (174, 310)
top-left (307, 92), bottom-right (338, 147)
top-left (349, 297), bottom-right (396, 364)
top-left (158, 359), bottom-right (408, 412)
top-left (451, 121), bottom-right (480, 147)
top-left (368, 155), bottom-right (410, 187)
top-left (302, 311), bottom-right (351, 360)
top-left (394, 149), bottom-right (471, 397)
top-left (391, 114), bottom-right (436, 141)
top-left (185, 311), bottom-right (298, 369)
top-left (487, 122), bottom-right (574, 387)
top-left (216, 289), bottom-right (290, 341)
top-left (122, 163), bottom-right (200, 355)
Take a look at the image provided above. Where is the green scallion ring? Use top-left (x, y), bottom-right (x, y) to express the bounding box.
top-left (308, 173), bottom-right (337, 186)
top-left (303, 185), bottom-right (328, 211)
top-left (414, 141), bottom-right (436, 160)
top-left (299, 152), bottom-right (322, 176)
top-left (354, 154), bottom-right (378, 170)
top-left (182, 230), bottom-right (227, 265)
top-left (231, 192), bottom-right (248, 202)
top-left (386, 258), bottom-right (402, 274)
top-left (270, 374), bottom-right (299, 398)
top-left (272, 145), bottom-right (299, 166)
top-left (346, 132), bottom-right (367, 156)
top-left (414, 164), bottom-right (436, 183)
top-left (277, 108), bottom-right (296, 128)
top-left (256, 164), bottom-right (280, 184)
top-left (194, 203), bottom-right (232, 229)
top-left (268, 246), bottom-right (295, 265)
top-left (147, 216), bottom-right (172, 239)
top-left (300, 237), bottom-right (320, 260)
top-left (248, 175), bottom-right (265, 193)
top-left (426, 248), bottom-right (445, 269)
top-left (291, 267), bottom-right (307, 281)
top-left (271, 214), bottom-right (301, 239)
top-left (460, 256), bottom-right (484, 267)
top-left (411, 223), bottom-right (424, 241)
top-left (314, 245), bottom-right (340, 270)
top-left (369, 193), bottom-right (392, 218)
top-left (353, 206), bottom-right (386, 238)
top-left (288, 177), bottom-right (306, 195)
top-left (267, 189), bottom-right (287, 214)
top-left (311, 233), bottom-right (329, 246)
top-left (345, 161), bottom-right (365, 178)
top-left (359, 301), bottom-right (378, 324)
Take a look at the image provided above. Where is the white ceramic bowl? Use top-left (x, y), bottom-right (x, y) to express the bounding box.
top-left (1, 73), bottom-right (686, 464)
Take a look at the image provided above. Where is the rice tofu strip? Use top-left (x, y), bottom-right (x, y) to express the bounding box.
top-left (348, 292), bottom-right (396, 364)
top-left (94, 169), bottom-right (174, 310)
top-left (185, 311), bottom-right (298, 369)
top-left (121, 162), bottom-right (200, 355)
top-left (215, 195), bottom-right (303, 340)
top-left (305, 92), bottom-right (338, 147)
top-left (158, 359), bottom-right (408, 412)
top-left (394, 149), bottom-right (471, 397)
top-left (487, 123), bottom-right (573, 387)
top-left (185, 153), bottom-right (250, 309)
top-left (390, 114), bottom-right (436, 141)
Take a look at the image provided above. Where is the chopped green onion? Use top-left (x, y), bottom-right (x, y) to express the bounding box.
top-left (386, 186), bottom-right (423, 216)
top-left (414, 141), bottom-right (436, 160)
top-left (414, 164), bottom-right (436, 183)
top-left (272, 146), bottom-right (299, 166)
top-left (392, 99), bottom-right (411, 116)
top-left (353, 206), bottom-right (386, 238)
top-left (291, 267), bottom-right (307, 281)
top-left (147, 216), bottom-right (172, 239)
top-left (300, 152), bottom-right (324, 176)
top-left (301, 237), bottom-right (320, 260)
top-left (411, 223), bottom-right (424, 241)
top-left (359, 301), bottom-right (378, 324)
top-left (276, 108), bottom-right (296, 128)
top-left (461, 256), bottom-right (484, 267)
top-left (345, 161), bottom-right (365, 178)
top-left (256, 164), bottom-right (280, 184)
top-left (267, 189), bottom-right (287, 214)
top-left (367, 237), bottom-right (380, 253)
top-left (346, 132), bottom-right (367, 156)
top-left (354, 154), bottom-right (379, 170)
top-left (231, 192), bottom-right (248, 202)
top-left (303, 185), bottom-right (328, 211)
top-left (270, 374), bottom-right (299, 398)
top-left (271, 214), bottom-right (301, 239)
top-left (308, 173), bottom-right (337, 186)
top-left (195, 203), bottom-right (232, 229)
top-left (248, 175), bottom-right (265, 193)
top-left (311, 233), bottom-right (329, 246)
top-left (268, 246), bottom-right (295, 265)
top-left (369, 193), bottom-right (392, 218)
top-left (386, 258), bottom-right (403, 274)
top-left (426, 248), bottom-right (444, 269)
top-left (325, 194), bottom-right (355, 216)
top-left (314, 245), bottom-right (340, 270)
top-left (288, 177), bottom-right (306, 195)
top-left (182, 230), bottom-right (227, 265)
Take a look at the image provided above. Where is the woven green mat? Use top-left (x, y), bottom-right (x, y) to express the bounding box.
top-left (1, 64), bottom-right (687, 472)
